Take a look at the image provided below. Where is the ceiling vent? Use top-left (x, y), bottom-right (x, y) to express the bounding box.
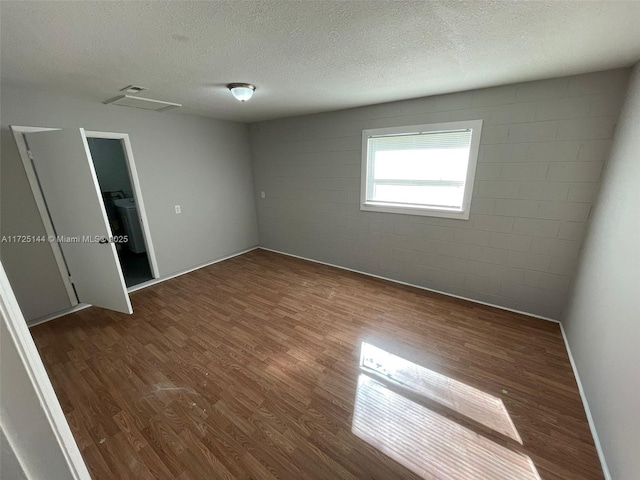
top-left (120, 85), bottom-right (147, 94)
top-left (104, 95), bottom-right (182, 112)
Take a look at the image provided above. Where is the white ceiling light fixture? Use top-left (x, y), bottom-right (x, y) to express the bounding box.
top-left (227, 83), bottom-right (256, 102)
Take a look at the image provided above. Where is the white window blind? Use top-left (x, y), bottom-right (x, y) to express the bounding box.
top-left (361, 120), bottom-right (482, 220)
top-left (366, 129), bottom-right (473, 209)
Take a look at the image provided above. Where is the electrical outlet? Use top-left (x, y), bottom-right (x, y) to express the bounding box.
top-left (261, 191), bottom-right (266, 199)
top-left (175, 205), bottom-right (181, 214)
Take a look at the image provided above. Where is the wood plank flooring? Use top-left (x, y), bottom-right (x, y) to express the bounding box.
top-left (30, 249), bottom-right (604, 480)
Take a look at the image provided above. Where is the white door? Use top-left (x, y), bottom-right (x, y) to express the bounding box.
top-left (25, 128), bottom-right (133, 314)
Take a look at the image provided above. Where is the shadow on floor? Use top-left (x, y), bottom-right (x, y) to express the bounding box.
top-left (117, 248), bottom-right (152, 287)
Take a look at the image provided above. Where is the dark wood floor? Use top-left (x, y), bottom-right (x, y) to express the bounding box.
top-left (31, 249), bottom-right (603, 480)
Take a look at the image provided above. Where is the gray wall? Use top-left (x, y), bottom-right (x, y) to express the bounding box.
top-left (0, 127), bottom-right (71, 320)
top-left (1, 426), bottom-right (28, 480)
top-left (563, 65), bottom-right (640, 480)
top-left (1, 84), bottom-right (258, 321)
top-left (1, 261), bottom-right (86, 480)
top-left (250, 69), bottom-right (629, 320)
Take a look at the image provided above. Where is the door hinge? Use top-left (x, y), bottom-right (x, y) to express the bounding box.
top-left (27, 149), bottom-right (34, 160)
top-left (68, 274), bottom-right (74, 284)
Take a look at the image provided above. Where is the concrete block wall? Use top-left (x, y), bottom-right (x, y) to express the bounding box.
top-left (249, 69), bottom-right (629, 319)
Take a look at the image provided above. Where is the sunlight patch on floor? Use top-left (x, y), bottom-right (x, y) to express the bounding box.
top-left (360, 342), bottom-right (521, 442)
top-left (352, 375), bottom-right (540, 480)
top-left (353, 342), bottom-right (540, 480)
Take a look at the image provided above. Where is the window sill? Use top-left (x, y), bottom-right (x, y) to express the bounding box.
top-left (360, 202), bottom-right (470, 220)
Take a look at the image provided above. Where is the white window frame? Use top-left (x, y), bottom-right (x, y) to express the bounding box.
top-left (360, 119), bottom-right (483, 220)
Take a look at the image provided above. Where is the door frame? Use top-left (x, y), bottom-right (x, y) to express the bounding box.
top-left (0, 260), bottom-right (92, 480)
top-left (11, 127), bottom-right (160, 304)
top-left (11, 126), bottom-right (78, 306)
top-left (84, 131), bottom-right (160, 279)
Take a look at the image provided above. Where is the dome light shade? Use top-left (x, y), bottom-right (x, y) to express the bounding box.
top-left (227, 83), bottom-right (256, 102)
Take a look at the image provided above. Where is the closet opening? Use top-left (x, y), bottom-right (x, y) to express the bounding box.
top-left (11, 126), bottom-right (160, 315)
top-left (86, 135), bottom-right (155, 287)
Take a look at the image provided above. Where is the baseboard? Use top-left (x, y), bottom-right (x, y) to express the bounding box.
top-left (559, 323), bottom-right (612, 480)
top-left (258, 247), bottom-right (559, 324)
top-left (27, 246), bottom-right (259, 328)
top-left (27, 303), bottom-right (91, 328)
top-left (126, 246), bottom-right (259, 293)
top-left (29, 243), bottom-right (556, 326)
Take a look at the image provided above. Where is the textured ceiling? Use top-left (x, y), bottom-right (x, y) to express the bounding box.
top-left (2, 1), bottom-right (640, 123)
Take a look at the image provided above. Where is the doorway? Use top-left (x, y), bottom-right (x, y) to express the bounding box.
top-left (85, 135), bottom-right (154, 287)
top-left (11, 126), bottom-right (159, 315)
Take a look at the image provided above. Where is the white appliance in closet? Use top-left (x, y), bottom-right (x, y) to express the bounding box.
top-left (114, 198), bottom-right (147, 254)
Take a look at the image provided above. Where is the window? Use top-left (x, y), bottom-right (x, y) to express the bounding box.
top-left (361, 119), bottom-right (482, 219)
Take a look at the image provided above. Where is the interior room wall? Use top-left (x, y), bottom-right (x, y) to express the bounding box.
top-left (87, 137), bottom-right (133, 198)
top-left (1, 261), bottom-right (89, 480)
top-left (562, 63), bottom-right (640, 480)
top-left (0, 84), bottom-right (259, 322)
top-left (250, 68), bottom-right (630, 320)
top-left (1, 426), bottom-right (28, 480)
top-left (0, 127), bottom-right (72, 319)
